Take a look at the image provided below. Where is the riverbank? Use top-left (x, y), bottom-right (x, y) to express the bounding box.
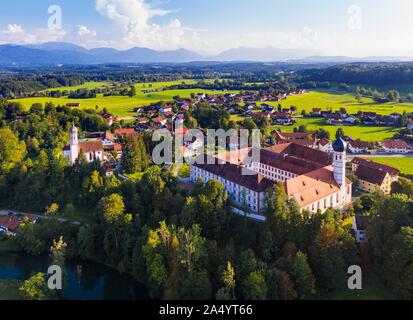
top-left (0, 252), bottom-right (150, 300)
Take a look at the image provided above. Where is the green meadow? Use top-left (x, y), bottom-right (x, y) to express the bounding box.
top-left (14, 80), bottom-right (236, 117)
top-left (12, 83), bottom-right (413, 140)
top-left (264, 91), bottom-right (413, 116)
top-left (266, 117), bottom-right (400, 141)
top-left (359, 157), bottom-right (413, 175)
top-left (40, 81), bottom-right (112, 92)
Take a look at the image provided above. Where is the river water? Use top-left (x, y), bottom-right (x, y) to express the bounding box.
top-left (0, 253), bottom-right (149, 300)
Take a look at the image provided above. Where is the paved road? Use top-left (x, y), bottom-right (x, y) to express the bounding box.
top-left (347, 154), bottom-right (413, 159)
top-left (0, 209), bottom-right (81, 225)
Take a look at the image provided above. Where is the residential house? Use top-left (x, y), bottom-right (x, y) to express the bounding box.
top-left (381, 140), bottom-right (411, 154)
top-left (311, 108), bottom-right (322, 117)
top-left (348, 140), bottom-right (372, 154)
top-left (318, 138), bottom-right (333, 153)
top-left (352, 216), bottom-right (370, 243)
top-left (272, 113), bottom-right (292, 125)
top-left (152, 116), bottom-right (168, 128)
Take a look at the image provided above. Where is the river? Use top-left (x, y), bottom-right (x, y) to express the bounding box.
top-left (0, 253), bottom-right (149, 300)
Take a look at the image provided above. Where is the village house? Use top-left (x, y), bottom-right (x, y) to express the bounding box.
top-left (66, 103), bottom-right (81, 107)
top-left (152, 116), bottom-right (168, 128)
top-left (352, 216), bottom-right (370, 243)
top-left (348, 140), bottom-right (372, 154)
top-left (271, 131), bottom-right (317, 149)
top-left (381, 140), bottom-right (411, 154)
top-left (272, 113), bottom-right (292, 125)
top-left (343, 115), bottom-right (358, 124)
top-left (0, 214), bottom-right (38, 237)
top-left (318, 138), bottom-right (333, 153)
top-left (311, 108), bottom-right (322, 117)
top-left (351, 157), bottom-right (400, 195)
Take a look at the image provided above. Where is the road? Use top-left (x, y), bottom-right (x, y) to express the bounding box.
top-left (347, 153), bottom-right (413, 159)
top-left (0, 209), bottom-right (81, 225)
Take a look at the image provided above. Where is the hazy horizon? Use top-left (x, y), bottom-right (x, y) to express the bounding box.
top-left (1, 0), bottom-right (413, 57)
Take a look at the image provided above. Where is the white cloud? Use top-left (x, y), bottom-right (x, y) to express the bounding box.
top-left (2, 24), bottom-right (24, 35)
top-left (77, 25), bottom-right (97, 37)
top-left (0, 24), bottom-right (66, 45)
top-left (94, 0), bottom-right (200, 50)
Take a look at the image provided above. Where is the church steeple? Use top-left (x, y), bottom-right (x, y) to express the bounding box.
top-left (70, 123), bottom-right (78, 146)
top-left (69, 123), bottom-right (79, 165)
top-left (332, 137), bottom-right (347, 186)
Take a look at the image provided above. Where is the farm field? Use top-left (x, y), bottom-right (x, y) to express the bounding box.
top-left (14, 80), bottom-right (236, 117)
top-left (266, 118), bottom-right (400, 141)
top-left (266, 91), bottom-right (413, 115)
top-left (359, 157), bottom-right (413, 175)
top-left (40, 81), bottom-right (112, 92)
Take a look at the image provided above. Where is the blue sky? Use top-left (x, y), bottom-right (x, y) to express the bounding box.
top-left (1, 0), bottom-right (412, 56)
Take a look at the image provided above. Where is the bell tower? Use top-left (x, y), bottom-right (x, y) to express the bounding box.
top-left (69, 123), bottom-right (79, 165)
top-left (332, 137), bottom-right (347, 186)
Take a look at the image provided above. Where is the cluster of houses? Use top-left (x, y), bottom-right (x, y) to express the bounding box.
top-left (310, 108), bottom-right (406, 127)
top-left (135, 98), bottom-right (191, 132)
top-left (271, 130), bottom-right (412, 155)
top-left (194, 88), bottom-right (307, 105)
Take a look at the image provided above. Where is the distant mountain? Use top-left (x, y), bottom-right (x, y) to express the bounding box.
top-left (214, 47), bottom-right (320, 62)
top-left (26, 42), bottom-right (89, 53)
top-left (1, 42), bottom-right (413, 66)
top-left (290, 55), bottom-right (413, 64)
top-left (0, 43), bottom-right (203, 65)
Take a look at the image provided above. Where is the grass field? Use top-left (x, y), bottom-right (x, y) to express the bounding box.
top-left (41, 81), bottom-right (112, 92)
top-left (15, 80), bottom-right (236, 117)
top-left (359, 157), bottom-right (413, 175)
top-left (270, 91), bottom-right (413, 115)
top-left (266, 117), bottom-right (400, 141)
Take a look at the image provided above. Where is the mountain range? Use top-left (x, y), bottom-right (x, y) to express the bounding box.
top-left (0, 42), bottom-right (412, 65)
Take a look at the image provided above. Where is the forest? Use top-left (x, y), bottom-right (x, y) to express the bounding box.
top-left (0, 99), bottom-right (412, 300)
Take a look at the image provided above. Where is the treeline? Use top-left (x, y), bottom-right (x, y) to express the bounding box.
top-left (0, 74), bottom-right (86, 99)
top-left (166, 78), bottom-right (290, 92)
top-left (297, 63), bottom-right (413, 86)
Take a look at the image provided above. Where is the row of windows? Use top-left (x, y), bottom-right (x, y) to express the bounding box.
top-left (191, 167), bottom-right (261, 212)
top-left (304, 188), bottom-right (350, 213)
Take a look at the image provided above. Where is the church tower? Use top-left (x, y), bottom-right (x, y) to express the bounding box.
top-left (332, 137), bottom-right (347, 186)
top-left (69, 123), bottom-right (79, 165)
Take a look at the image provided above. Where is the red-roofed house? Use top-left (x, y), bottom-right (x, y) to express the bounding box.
top-left (382, 140), bottom-right (411, 154)
top-left (152, 116), bottom-right (168, 127)
top-left (348, 140), bottom-right (372, 154)
top-left (114, 128), bottom-right (137, 136)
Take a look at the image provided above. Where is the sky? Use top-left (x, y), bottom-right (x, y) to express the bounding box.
top-left (1, 0), bottom-right (413, 57)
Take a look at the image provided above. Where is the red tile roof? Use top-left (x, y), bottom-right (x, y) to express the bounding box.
top-left (382, 140), bottom-right (411, 149)
top-left (355, 164), bottom-right (389, 185)
top-left (0, 216), bottom-right (20, 232)
top-left (79, 140), bottom-right (104, 154)
top-left (194, 155), bottom-right (274, 193)
top-left (349, 140), bottom-right (372, 149)
top-left (351, 157), bottom-right (400, 176)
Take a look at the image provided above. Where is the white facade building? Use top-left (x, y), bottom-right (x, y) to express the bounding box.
top-left (63, 124), bottom-right (104, 165)
top-left (191, 140), bottom-right (352, 215)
